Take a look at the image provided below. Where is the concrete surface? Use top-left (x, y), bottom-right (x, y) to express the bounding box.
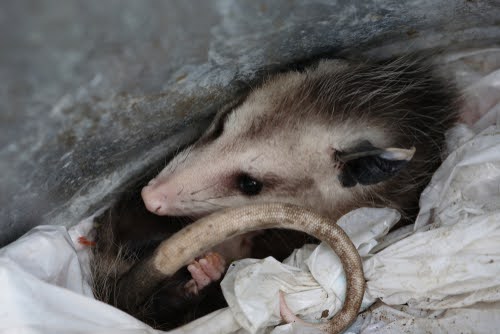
top-left (1, 0), bottom-right (499, 245)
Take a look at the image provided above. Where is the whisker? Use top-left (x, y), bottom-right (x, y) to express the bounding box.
top-left (201, 194), bottom-right (240, 201)
top-left (190, 199), bottom-right (227, 209)
top-left (190, 181), bottom-right (220, 195)
top-left (177, 185), bottom-right (184, 196)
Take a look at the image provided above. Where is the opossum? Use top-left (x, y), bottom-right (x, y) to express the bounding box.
top-left (91, 56), bottom-right (459, 331)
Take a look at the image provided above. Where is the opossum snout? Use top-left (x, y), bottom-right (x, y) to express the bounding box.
top-left (142, 183), bottom-right (175, 215)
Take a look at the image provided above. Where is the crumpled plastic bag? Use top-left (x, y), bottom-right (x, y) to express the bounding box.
top-left (1, 48), bottom-right (500, 334)
top-left (220, 208), bottom-right (400, 333)
top-left (0, 217), bottom-right (162, 334)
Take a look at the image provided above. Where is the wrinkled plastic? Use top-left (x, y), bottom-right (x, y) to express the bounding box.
top-left (221, 208), bottom-right (400, 333)
top-left (0, 217), bottom-right (162, 334)
top-left (1, 49), bottom-right (500, 334)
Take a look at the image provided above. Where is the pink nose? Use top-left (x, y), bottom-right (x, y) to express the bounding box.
top-left (141, 185), bottom-right (170, 215)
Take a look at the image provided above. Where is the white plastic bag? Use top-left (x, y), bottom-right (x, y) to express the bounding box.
top-left (0, 218), bottom-right (162, 334)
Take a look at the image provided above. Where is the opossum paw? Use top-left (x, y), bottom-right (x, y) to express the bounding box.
top-left (185, 252), bottom-right (226, 295)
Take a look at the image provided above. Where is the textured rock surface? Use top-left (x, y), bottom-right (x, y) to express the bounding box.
top-left (1, 0), bottom-right (499, 245)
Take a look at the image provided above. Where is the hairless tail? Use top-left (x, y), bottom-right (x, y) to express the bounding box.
top-left (116, 203), bottom-right (365, 334)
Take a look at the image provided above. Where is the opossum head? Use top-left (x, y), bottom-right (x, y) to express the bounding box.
top-left (142, 58), bottom-right (457, 219)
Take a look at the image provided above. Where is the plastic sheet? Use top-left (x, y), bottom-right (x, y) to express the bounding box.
top-left (0, 217), bottom-right (162, 334)
top-left (220, 208), bottom-right (400, 333)
top-left (1, 49), bottom-right (500, 333)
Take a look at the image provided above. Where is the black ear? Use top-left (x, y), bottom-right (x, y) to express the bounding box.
top-left (337, 141), bottom-right (415, 188)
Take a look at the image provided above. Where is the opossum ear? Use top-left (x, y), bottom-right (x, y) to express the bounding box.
top-left (337, 141), bottom-right (415, 188)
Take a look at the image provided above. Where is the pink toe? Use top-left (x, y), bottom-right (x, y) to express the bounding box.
top-left (279, 290), bottom-right (307, 325)
top-left (188, 263), bottom-right (211, 288)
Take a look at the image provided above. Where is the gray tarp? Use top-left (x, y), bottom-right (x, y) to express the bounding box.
top-left (1, 0), bottom-right (500, 245)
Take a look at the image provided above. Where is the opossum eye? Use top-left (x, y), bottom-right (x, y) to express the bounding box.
top-left (237, 173), bottom-right (263, 196)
